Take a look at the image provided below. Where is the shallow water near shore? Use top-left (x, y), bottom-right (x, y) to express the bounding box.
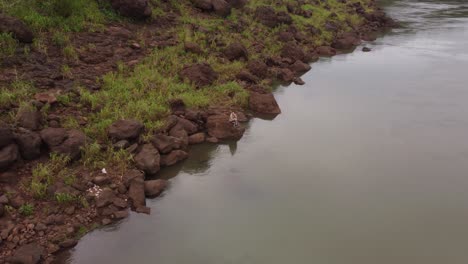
top-left (65, 1), bottom-right (468, 263)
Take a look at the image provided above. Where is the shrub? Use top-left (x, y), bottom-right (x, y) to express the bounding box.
top-left (19, 203), bottom-right (35, 216)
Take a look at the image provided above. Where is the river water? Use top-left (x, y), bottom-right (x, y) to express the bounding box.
top-left (66, 1), bottom-right (468, 263)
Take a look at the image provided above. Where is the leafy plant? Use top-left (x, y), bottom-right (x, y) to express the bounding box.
top-left (19, 203), bottom-right (35, 216)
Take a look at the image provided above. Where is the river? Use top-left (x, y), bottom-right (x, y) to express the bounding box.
top-left (65, 1), bottom-right (468, 263)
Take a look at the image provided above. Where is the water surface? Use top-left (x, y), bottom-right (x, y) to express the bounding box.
top-left (68, 1), bottom-right (468, 263)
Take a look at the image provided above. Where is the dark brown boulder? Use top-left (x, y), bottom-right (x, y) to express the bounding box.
top-left (184, 42), bottom-right (204, 54)
top-left (171, 117), bottom-right (198, 135)
top-left (212, 0), bottom-right (232, 17)
top-left (0, 144), bottom-right (19, 171)
top-left (96, 188), bottom-right (117, 208)
top-left (236, 70), bottom-right (259, 84)
top-left (277, 68), bottom-right (295, 83)
top-left (60, 239), bottom-right (78, 249)
top-left (0, 14), bottom-right (34, 43)
top-left (0, 122), bottom-right (14, 149)
top-left (180, 63), bottom-right (218, 87)
top-left (108, 119), bottom-right (144, 141)
top-left (226, 0), bottom-right (248, 8)
top-left (50, 129), bottom-right (87, 160)
top-left (249, 92), bottom-right (281, 114)
top-left (277, 11), bottom-right (293, 25)
top-left (14, 128), bottom-right (42, 160)
top-left (188, 132), bottom-right (206, 144)
top-left (169, 129), bottom-right (189, 149)
top-left (332, 33), bottom-right (361, 50)
top-left (278, 31), bottom-right (295, 42)
top-left (192, 0), bottom-right (213, 10)
top-left (224, 42), bottom-right (248, 61)
top-left (151, 134), bottom-right (183, 154)
top-left (281, 42), bottom-right (306, 62)
top-left (17, 108), bottom-right (42, 131)
top-left (247, 60), bottom-right (268, 78)
top-left (255, 6), bottom-right (280, 28)
top-left (110, 0), bottom-right (152, 19)
top-left (40, 127), bottom-right (67, 147)
top-left (7, 243), bottom-right (46, 264)
top-left (289, 60), bottom-right (311, 75)
top-left (161, 150), bottom-right (188, 166)
top-left (134, 143), bottom-right (160, 175)
top-left (206, 114), bottom-right (245, 140)
top-left (128, 176), bottom-right (146, 209)
top-left (315, 46), bottom-right (337, 56)
top-left (144, 179), bottom-right (167, 197)
top-left (122, 169), bottom-right (145, 188)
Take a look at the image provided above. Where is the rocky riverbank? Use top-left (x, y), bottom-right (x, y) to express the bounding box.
top-left (0, 0), bottom-right (394, 263)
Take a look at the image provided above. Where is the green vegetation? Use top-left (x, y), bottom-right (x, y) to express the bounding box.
top-left (30, 154), bottom-right (73, 198)
top-left (2, 0), bottom-right (373, 178)
top-left (0, 0), bottom-right (114, 32)
top-left (0, 81), bottom-right (36, 110)
top-left (55, 192), bottom-right (77, 203)
top-left (0, 32), bottom-right (18, 58)
top-left (18, 203), bottom-right (35, 216)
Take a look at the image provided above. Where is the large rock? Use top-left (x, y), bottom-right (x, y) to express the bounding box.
top-left (289, 60), bottom-right (311, 75)
top-left (151, 134), bottom-right (183, 154)
top-left (188, 132), bottom-right (206, 144)
top-left (169, 129), bottom-right (189, 148)
top-left (332, 33), bottom-right (361, 50)
top-left (281, 42), bottom-right (306, 62)
top-left (110, 0), bottom-right (152, 19)
top-left (180, 63), bottom-right (218, 87)
top-left (134, 144), bottom-right (160, 175)
top-left (249, 92), bottom-right (281, 114)
top-left (14, 128), bottom-right (42, 160)
top-left (315, 46), bottom-right (337, 56)
top-left (0, 14), bottom-right (34, 43)
top-left (0, 144), bottom-right (19, 171)
top-left (247, 60), bottom-right (268, 78)
top-left (226, 0), bottom-right (248, 8)
top-left (161, 150), bottom-right (188, 166)
top-left (171, 117), bottom-right (198, 135)
top-left (50, 129), bottom-right (87, 160)
top-left (122, 169), bottom-right (145, 188)
top-left (95, 188), bottom-right (117, 208)
top-left (212, 0), bottom-right (232, 16)
top-left (16, 108), bottom-right (42, 131)
top-left (224, 42), bottom-right (248, 61)
top-left (128, 176), bottom-right (146, 209)
top-left (144, 179), bottom-right (167, 197)
top-left (40, 127), bottom-right (67, 147)
top-left (206, 114), bottom-right (245, 140)
top-left (7, 243), bottom-right (45, 264)
top-left (108, 119), bottom-right (144, 141)
top-left (0, 122), bottom-right (14, 148)
top-left (255, 6), bottom-right (292, 28)
top-left (192, 0), bottom-right (213, 10)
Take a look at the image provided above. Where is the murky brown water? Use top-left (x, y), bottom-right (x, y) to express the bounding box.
top-left (66, 1), bottom-right (468, 263)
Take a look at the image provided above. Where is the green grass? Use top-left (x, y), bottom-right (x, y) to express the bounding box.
top-left (0, 81), bottom-right (35, 108)
top-left (30, 154), bottom-right (73, 198)
top-left (18, 203), bottom-right (35, 216)
top-left (0, 33), bottom-right (18, 58)
top-left (55, 192), bottom-right (77, 203)
top-left (0, 0), bottom-right (115, 32)
top-left (1, 0), bottom-right (375, 179)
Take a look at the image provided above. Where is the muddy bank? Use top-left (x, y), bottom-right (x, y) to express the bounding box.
top-left (0, 0), bottom-right (394, 263)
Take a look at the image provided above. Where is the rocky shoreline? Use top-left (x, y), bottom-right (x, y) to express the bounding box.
top-left (0, 0), bottom-right (395, 263)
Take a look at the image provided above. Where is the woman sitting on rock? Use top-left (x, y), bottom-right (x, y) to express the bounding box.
top-left (229, 112), bottom-right (239, 128)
